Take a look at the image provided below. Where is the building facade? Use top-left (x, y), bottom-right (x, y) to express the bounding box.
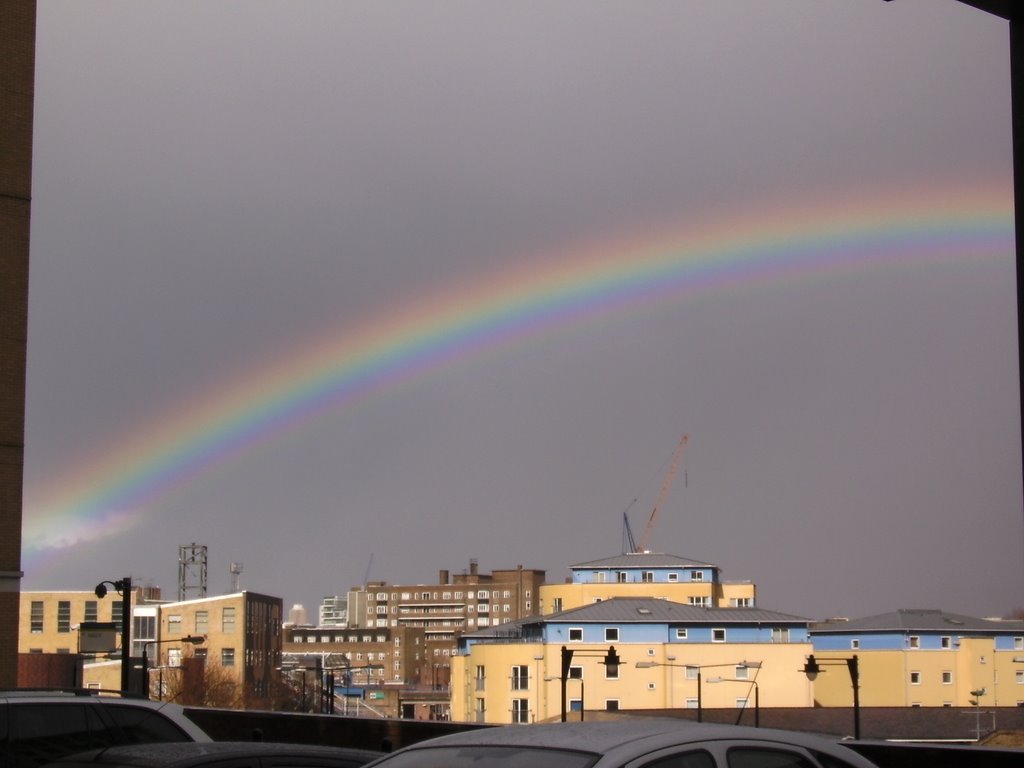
top-left (346, 561), bottom-right (545, 689)
top-left (155, 591), bottom-right (283, 702)
top-left (809, 609), bottom-right (1024, 708)
top-left (450, 596), bottom-right (814, 724)
top-left (18, 588), bottom-right (283, 703)
top-left (283, 623), bottom-right (442, 718)
top-left (540, 553), bottom-right (757, 614)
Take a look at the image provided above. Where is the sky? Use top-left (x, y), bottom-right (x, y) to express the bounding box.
top-left (20, 0), bottom-right (1022, 622)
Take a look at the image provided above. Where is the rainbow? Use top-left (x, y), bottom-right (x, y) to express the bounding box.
top-left (22, 176), bottom-right (1014, 558)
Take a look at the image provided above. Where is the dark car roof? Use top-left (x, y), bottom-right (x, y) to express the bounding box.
top-left (372, 719), bottom-right (879, 767)
top-left (48, 741), bottom-right (382, 768)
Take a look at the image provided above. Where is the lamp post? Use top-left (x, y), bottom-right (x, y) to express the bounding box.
top-left (94, 578), bottom-right (132, 693)
top-left (142, 635), bottom-right (204, 698)
top-left (801, 654), bottom-right (860, 740)
top-left (635, 660), bottom-right (761, 723)
top-left (558, 645), bottom-right (620, 723)
top-left (706, 676), bottom-right (759, 727)
top-left (969, 688), bottom-right (987, 741)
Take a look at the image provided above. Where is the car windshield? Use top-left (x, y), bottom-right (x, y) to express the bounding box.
top-left (372, 745), bottom-right (600, 768)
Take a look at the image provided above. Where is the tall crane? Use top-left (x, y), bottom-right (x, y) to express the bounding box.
top-left (634, 433), bottom-right (688, 554)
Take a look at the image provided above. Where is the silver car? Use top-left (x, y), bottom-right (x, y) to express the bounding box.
top-left (362, 719), bottom-right (880, 768)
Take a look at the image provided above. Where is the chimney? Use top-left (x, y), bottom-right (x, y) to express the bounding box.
top-left (439, 569), bottom-right (449, 585)
top-left (469, 559), bottom-right (478, 576)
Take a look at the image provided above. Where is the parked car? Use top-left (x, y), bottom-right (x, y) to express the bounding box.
top-left (360, 718), bottom-right (881, 768)
top-left (0, 689), bottom-right (211, 768)
top-left (44, 742), bottom-right (383, 768)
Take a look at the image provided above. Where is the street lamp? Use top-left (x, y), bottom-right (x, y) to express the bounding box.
top-left (558, 645), bottom-right (620, 723)
top-left (142, 635), bottom-right (204, 699)
top-left (635, 660), bottom-right (761, 723)
top-left (706, 676), bottom-right (759, 727)
top-left (94, 578), bottom-right (132, 693)
top-left (801, 654), bottom-right (860, 740)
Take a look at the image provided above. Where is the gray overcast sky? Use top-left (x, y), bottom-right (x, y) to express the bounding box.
top-left (21, 0), bottom-right (1022, 621)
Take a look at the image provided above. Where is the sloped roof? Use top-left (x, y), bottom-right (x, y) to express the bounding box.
top-left (547, 596), bottom-right (809, 625)
top-left (810, 608), bottom-right (1024, 634)
top-left (570, 553), bottom-right (718, 569)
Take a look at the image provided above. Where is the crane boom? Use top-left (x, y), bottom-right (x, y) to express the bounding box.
top-left (635, 433), bottom-right (688, 553)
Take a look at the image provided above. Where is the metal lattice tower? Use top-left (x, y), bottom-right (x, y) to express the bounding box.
top-left (178, 543), bottom-right (208, 601)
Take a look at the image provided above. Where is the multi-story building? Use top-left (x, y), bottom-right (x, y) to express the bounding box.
top-left (18, 588), bottom-right (283, 704)
top-left (809, 608), bottom-right (1024, 708)
top-left (155, 591), bottom-right (283, 702)
top-left (347, 561), bottom-right (546, 689)
top-left (540, 552), bottom-right (757, 614)
top-left (318, 596), bottom-right (348, 627)
top-left (19, 584), bottom-right (162, 660)
top-left (283, 623), bottom-right (440, 718)
top-left (450, 596), bottom-right (813, 724)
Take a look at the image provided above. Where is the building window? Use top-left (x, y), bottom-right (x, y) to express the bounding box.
top-left (568, 627), bottom-right (583, 642)
top-left (736, 697), bottom-right (749, 709)
top-left (568, 666), bottom-right (583, 680)
top-left (941, 636), bottom-right (952, 649)
top-left (691, 571), bottom-right (704, 582)
top-left (167, 615), bottom-right (182, 635)
top-left (642, 571), bottom-right (654, 583)
top-left (605, 699), bottom-right (619, 711)
top-left (712, 628), bottom-right (726, 643)
top-left (616, 571), bottom-right (627, 583)
top-left (735, 665), bottom-right (750, 679)
top-left (685, 698), bottom-right (699, 709)
top-left (112, 601), bottom-right (124, 630)
top-left (30, 601), bottom-right (43, 633)
top-left (771, 628), bottom-right (789, 643)
top-left (605, 627), bottom-right (619, 642)
top-left (605, 661), bottom-right (619, 680)
top-left (475, 665), bottom-right (485, 692)
top-left (686, 666), bottom-right (699, 680)
top-left (668, 573), bottom-right (678, 582)
top-left (688, 596), bottom-right (710, 607)
top-left (222, 607), bottom-right (236, 633)
top-left (57, 601), bottom-right (71, 633)
top-left (168, 648), bottom-right (182, 667)
top-left (511, 665), bottom-right (529, 691)
top-left (1015, 637), bottom-right (1023, 650)
top-left (195, 611), bottom-right (208, 634)
top-left (221, 648), bottom-right (236, 667)
top-left (851, 639), bottom-right (860, 650)
top-left (942, 671), bottom-right (953, 685)
top-left (910, 671), bottom-right (920, 685)
top-left (84, 601), bottom-right (98, 623)
top-left (909, 636), bottom-right (920, 649)
top-left (730, 598), bottom-right (753, 607)
top-left (1016, 671), bottom-right (1024, 684)
top-left (675, 628), bottom-right (688, 640)
top-left (511, 698), bottom-right (529, 724)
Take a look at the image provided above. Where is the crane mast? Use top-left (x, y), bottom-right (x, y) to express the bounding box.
top-left (634, 433), bottom-right (688, 553)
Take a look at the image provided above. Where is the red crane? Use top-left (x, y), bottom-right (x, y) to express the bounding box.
top-left (634, 433), bottom-right (688, 553)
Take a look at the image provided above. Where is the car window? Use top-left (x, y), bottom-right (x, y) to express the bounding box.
top-left (727, 748), bottom-right (816, 768)
top-left (806, 751), bottom-right (865, 768)
top-left (102, 704), bottom-right (193, 744)
top-left (9, 704), bottom-right (115, 768)
top-left (639, 750), bottom-right (716, 768)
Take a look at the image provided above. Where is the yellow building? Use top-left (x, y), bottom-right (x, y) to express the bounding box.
top-left (153, 591), bottom-right (282, 704)
top-left (19, 588), bottom-right (283, 704)
top-left (808, 609), bottom-right (1024, 708)
top-left (541, 553), bottom-right (756, 614)
top-left (450, 596), bottom-right (814, 724)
